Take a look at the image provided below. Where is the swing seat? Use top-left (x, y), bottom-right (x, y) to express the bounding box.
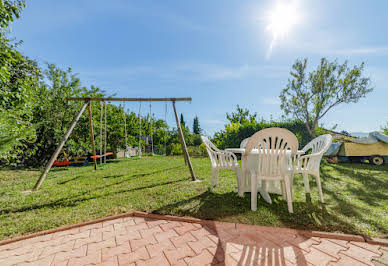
top-left (90, 152), bottom-right (113, 159)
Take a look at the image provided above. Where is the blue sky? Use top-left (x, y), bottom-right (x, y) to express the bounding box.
top-left (11, 0), bottom-right (388, 135)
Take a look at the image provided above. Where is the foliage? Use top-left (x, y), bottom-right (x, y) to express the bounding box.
top-left (280, 58), bottom-right (373, 137)
top-left (382, 123), bottom-right (388, 135)
top-left (192, 115), bottom-right (201, 134)
top-left (0, 0), bottom-right (25, 30)
top-left (213, 106), bottom-right (312, 149)
top-left (187, 143), bottom-right (207, 157)
top-left (226, 105), bottom-right (257, 124)
top-left (180, 113), bottom-right (186, 128)
top-left (170, 143), bottom-right (182, 155)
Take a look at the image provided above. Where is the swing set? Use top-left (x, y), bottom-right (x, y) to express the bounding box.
top-left (32, 97), bottom-right (196, 191)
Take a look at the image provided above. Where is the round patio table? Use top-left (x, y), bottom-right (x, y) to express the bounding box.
top-left (226, 148), bottom-right (304, 204)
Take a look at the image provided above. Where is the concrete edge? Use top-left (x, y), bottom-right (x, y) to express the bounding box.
top-left (1, 211), bottom-right (387, 247)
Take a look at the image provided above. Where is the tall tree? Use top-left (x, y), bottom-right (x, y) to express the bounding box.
top-left (180, 113), bottom-right (186, 128)
top-left (280, 58), bottom-right (373, 138)
top-left (192, 115), bottom-right (201, 134)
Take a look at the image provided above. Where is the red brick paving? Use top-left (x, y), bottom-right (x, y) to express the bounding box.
top-left (0, 215), bottom-right (385, 266)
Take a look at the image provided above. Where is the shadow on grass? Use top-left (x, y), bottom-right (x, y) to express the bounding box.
top-left (1, 178), bottom-right (186, 215)
top-left (155, 164), bottom-right (388, 237)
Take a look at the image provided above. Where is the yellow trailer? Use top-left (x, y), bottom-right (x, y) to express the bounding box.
top-left (337, 141), bottom-right (388, 165)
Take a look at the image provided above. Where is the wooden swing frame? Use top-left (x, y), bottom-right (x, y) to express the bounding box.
top-left (32, 97), bottom-right (196, 190)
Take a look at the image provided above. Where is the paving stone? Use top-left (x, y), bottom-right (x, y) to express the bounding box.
top-left (154, 229), bottom-right (179, 243)
top-left (52, 245), bottom-right (87, 263)
top-left (97, 255), bottom-right (119, 266)
top-left (136, 253), bottom-right (170, 266)
top-left (87, 238), bottom-right (116, 255)
top-left (329, 253), bottom-right (370, 265)
top-left (39, 240), bottom-right (75, 257)
top-left (340, 242), bottom-right (381, 265)
top-left (312, 238), bottom-right (348, 259)
top-left (146, 219), bottom-right (168, 228)
top-left (190, 226), bottom-right (215, 240)
top-left (174, 222), bottom-right (198, 236)
top-left (146, 239), bottom-right (175, 257)
top-left (164, 244), bottom-right (195, 265)
top-left (183, 249), bottom-right (215, 265)
top-left (170, 232), bottom-right (197, 248)
top-left (372, 248), bottom-right (388, 266)
top-left (68, 250), bottom-right (102, 265)
top-left (16, 254), bottom-right (55, 266)
top-left (101, 242), bottom-right (131, 261)
top-left (187, 236), bottom-right (217, 255)
top-left (130, 235), bottom-right (157, 251)
top-left (139, 225), bottom-right (163, 239)
top-left (350, 241), bottom-right (382, 255)
top-left (160, 221), bottom-right (182, 232)
top-left (206, 245), bottom-right (225, 263)
top-left (2, 215), bottom-right (385, 266)
top-left (73, 231), bottom-right (103, 249)
top-left (115, 230), bottom-right (141, 245)
top-left (302, 247), bottom-right (338, 265)
top-left (117, 246), bottom-right (150, 264)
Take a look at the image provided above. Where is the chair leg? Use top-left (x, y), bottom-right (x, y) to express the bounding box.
top-left (215, 170), bottom-right (219, 186)
top-left (315, 172), bottom-right (324, 203)
top-left (235, 167), bottom-right (244, 197)
top-left (302, 173), bottom-right (310, 194)
top-left (281, 182), bottom-right (286, 200)
top-left (251, 175), bottom-right (258, 211)
top-left (284, 178), bottom-right (293, 213)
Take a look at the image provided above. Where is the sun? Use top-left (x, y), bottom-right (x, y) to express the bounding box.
top-left (267, 2), bottom-right (300, 40)
top-left (265, 1), bottom-right (301, 58)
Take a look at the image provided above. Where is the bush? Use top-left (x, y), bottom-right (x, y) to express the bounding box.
top-left (212, 119), bottom-right (313, 150)
top-left (170, 143), bottom-right (182, 155)
top-left (187, 144), bottom-right (207, 157)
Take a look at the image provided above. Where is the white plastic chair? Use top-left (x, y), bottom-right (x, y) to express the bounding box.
top-left (294, 134), bottom-right (332, 203)
top-left (240, 137), bottom-right (250, 148)
top-left (245, 128), bottom-right (298, 213)
top-left (201, 136), bottom-right (242, 192)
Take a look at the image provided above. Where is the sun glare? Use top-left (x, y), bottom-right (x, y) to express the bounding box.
top-left (265, 1), bottom-right (301, 58)
top-left (267, 3), bottom-right (300, 40)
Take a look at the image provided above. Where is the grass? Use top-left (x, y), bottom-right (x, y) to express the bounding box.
top-left (0, 156), bottom-right (387, 240)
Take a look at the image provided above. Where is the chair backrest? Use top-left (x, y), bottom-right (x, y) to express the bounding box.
top-left (300, 134), bottom-right (332, 172)
top-left (245, 128), bottom-right (299, 178)
top-left (302, 134), bottom-right (333, 155)
top-left (201, 136), bottom-right (220, 167)
top-left (240, 137), bottom-right (250, 148)
top-left (201, 135), bottom-right (236, 168)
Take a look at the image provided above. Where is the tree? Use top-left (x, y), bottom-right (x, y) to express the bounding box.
top-left (280, 58), bottom-right (373, 138)
top-left (192, 115), bottom-right (201, 134)
top-left (226, 105), bottom-right (257, 124)
top-left (180, 113), bottom-right (186, 128)
top-left (382, 123), bottom-right (388, 135)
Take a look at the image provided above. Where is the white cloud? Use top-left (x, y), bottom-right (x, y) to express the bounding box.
top-left (79, 63), bottom-right (288, 82)
top-left (260, 96), bottom-right (281, 105)
top-left (329, 46), bottom-right (388, 56)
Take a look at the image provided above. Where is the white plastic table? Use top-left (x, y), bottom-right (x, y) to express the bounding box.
top-left (225, 148), bottom-right (303, 204)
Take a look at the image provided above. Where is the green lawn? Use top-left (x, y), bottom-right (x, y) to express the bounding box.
top-left (0, 157), bottom-right (387, 240)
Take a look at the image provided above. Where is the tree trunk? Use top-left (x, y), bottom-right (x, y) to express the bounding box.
top-left (304, 121), bottom-right (315, 138)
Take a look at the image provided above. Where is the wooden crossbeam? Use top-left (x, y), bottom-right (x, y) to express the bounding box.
top-left (67, 97), bottom-right (192, 102)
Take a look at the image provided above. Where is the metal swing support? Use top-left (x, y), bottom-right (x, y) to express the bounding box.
top-left (32, 97), bottom-right (196, 191)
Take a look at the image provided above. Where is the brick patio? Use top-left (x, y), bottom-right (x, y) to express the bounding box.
top-left (0, 214), bottom-right (386, 265)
